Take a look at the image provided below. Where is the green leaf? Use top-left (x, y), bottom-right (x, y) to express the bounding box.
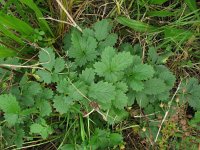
top-left (129, 64), bottom-right (154, 91)
top-left (149, 0), bottom-right (168, 5)
top-left (113, 91), bottom-right (128, 109)
top-left (30, 123), bottom-right (53, 139)
top-left (20, 82), bottom-right (42, 106)
top-left (4, 114), bottom-right (19, 126)
top-left (68, 35), bottom-right (98, 66)
top-left (54, 57), bottom-right (65, 73)
top-left (179, 78), bottom-right (200, 110)
top-left (184, 0), bottom-right (199, 19)
top-left (0, 94), bottom-right (21, 125)
top-left (21, 108), bottom-right (37, 116)
top-left (38, 48), bottom-right (55, 71)
top-left (98, 33), bottom-right (118, 51)
top-left (111, 51), bottom-right (133, 71)
top-left (117, 17), bottom-right (157, 32)
top-left (19, 0), bottom-right (53, 36)
top-left (94, 47), bottom-right (133, 82)
top-left (189, 87), bottom-right (200, 105)
top-left (158, 91), bottom-right (170, 102)
top-left (36, 70), bottom-right (52, 84)
top-left (0, 12), bottom-right (34, 35)
top-left (61, 144), bottom-right (77, 150)
top-left (82, 28), bottom-right (95, 37)
top-left (20, 95), bottom-right (34, 107)
top-left (68, 81), bottom-right (88, 101)
top-left (109, 133), bottom-right (123, 146)
top-left (93, 19), bottom-right (111, 41)
top-left (112, 82), bottom-right (128, 109)
top-left (115, 82), bottom-right (128, 92)
top-left (0, 23), bottom-right (23, 44)
top-left (89, 129), bottom-right (122, 149)
top-left (100, 46), bottom-right (115, 63)
top-left (63, 32), bottom-right (72, 51)
top-left (88, 81), bottom-right (115, 108)
top-left (130, 80), bottom-right (144, 91)
top-left (71, 29), bottom-right (81, 48)
top-left (148, 47), bottom-right (159, 64)
top-left (26, 81), bottom-right (42, 95)
top-left (133, 64), bottom-right (155, 80)
top-left (79, 68), bottom-right (95, 84)
top-left (14, 128), bottom-right (24, 148)
top-left (53, 95), bottom-right (73, 114)
top-left (132, 55), bottom-right (142, 65)
top-left (42, 88), bottom-right (54, 99)
top-left (89, 129), bottom-right (110, 149)
top-left (0, 46), bottom-right (17, 57)
top-left (190, 111), bottom-right (200, 127)
top-left (144, 104), bottom-right (155, 114)
top-left (144, 78), bottom-right (167, 95)
top-left (135, 92), bottom-right (149, 108)
top-left (164, 27), bottom-right (193, 43)
top-left (148, 10), bottom-right (174, 17)
top-left (156, 66), bottom-right (176, 89)
top-left (107, 107), bottom-right (128, 124)
top-left (36, 100), bottom-right (52, 116)
top-left (56, 78), bottom-right (69, 94)
top-left (185, 0), bottom-right (197, 9)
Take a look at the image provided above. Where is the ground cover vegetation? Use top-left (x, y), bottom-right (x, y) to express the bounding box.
top-left (0, 0), bottom-right (200, 149)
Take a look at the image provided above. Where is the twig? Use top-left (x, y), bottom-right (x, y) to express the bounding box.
top-left (0, 66), bottom-right (23, 75)
top-left (66, 76), bottom-right (91, 102)
top-left (66, 76), bottom-right (115, 121)
top-left (55, 0), bottom-right (82, 32)
top-left (154, 80), bottom-right (182, 143)
top-left (39, 16), bottom-right (74, 26)
top-left (0, 47), bottom-right (51, 70)
top-left (134, 111), bottom-right (161, 118)
top-left (0, 64), bottom-right (44, 70)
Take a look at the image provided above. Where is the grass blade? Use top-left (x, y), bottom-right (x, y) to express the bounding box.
top-left (164, 27), bottom-right (194, 43)
top-left (0, 23), bottom-right (23, 44)
top-left (19, 0), bottom-right (54, 36)
top-left (149, 0), bottom-right (168, 5)
top-left (148, 10), bottom-right (174, 17)
top-left (0, 12), bottom-right (34, 35)
top-left (184, 0), bottom-right (199, 19)
top-left (116, 16), bottom-right (158, 32)
top-left (184, 0), bottom-right (198, 11)
top-left (0, 46), bottom-right (17, 57)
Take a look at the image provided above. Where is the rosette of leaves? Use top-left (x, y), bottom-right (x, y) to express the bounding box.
top-left (178, 78), bottom-right (200, 110)
top-left (62, 19), bottom-right (177, 124)
top-left (0, 19), bottom-right (182, 149)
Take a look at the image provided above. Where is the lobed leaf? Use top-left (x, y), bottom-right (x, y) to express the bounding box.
top-left (38, 48), bottom-right (55, 71)
top-left (53, 95), bottom-right (73, 114)
top-left (0, 94), bottom-right (21, 125)
top-left (88, 81), bottom-right (115, 108)
top-left (79, 68), bottom-right (95, 84)
top-left (93, 19), bottom-right (111, 41)
top-left (144, 78), bottom-right (167, 95)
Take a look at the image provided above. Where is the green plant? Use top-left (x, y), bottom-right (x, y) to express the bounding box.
top-left (0, 1), bottom-right (54, 58)
top-left (178, 78), bottom-right (200, 110)
top-left (0, 16), bottom-right (199, 149)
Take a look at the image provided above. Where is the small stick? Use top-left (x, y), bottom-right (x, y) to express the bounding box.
top-left (154, 80), bottom-right (182, 143)
top-left (0, 66), bottom-right (23, 75)
top-left (0, 64), bottom-right (44, 70)
top-left (55, 0), bottom-right (82, 32)
top-left (39, 16), bottom-right (74, 26)
top-left (133, 111), bottom-right (161, 118)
